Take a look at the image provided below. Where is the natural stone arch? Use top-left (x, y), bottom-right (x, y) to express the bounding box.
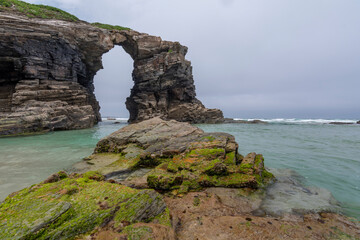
top-left (0, 11), bottom-right (223, 136)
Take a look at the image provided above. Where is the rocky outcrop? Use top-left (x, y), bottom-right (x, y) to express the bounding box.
top-left (0, 10), bottom-right (223, 135)
top-left (329, 122), bottom-right (354, 125)
top-left (0, 171), bottom-right (174, 239)
top-left (74, 117), bottom-right (274, 191)
top-left (357, 120), bottom-right (360, 124)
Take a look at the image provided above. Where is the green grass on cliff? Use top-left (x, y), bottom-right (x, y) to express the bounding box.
top-left (91, 22), bottom-right (131, 31)
top-left (0, 0), bottom-right (79, 21)
top-left (0, 0), bottom-right (131, 29)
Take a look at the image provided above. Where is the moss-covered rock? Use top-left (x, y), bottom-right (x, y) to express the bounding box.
top-left (145, 150), bottom-right (273, 192)
top-left (83, 119), bottom-right (274, 193)
top-left (0, 171), bottom-right (170, 239)
top-left (72, 144), bottom-right (145, 176)
top-left (87, 118), bottom-right (274, 193)
top-left (203, 159), bottom-right (229, 176)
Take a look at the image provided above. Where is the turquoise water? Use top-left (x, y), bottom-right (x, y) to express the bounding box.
top-left (0, 121), bottom-right (359, 220)
top-left (197, 122), bottom-right (360, 219)
top-left (0, 122), bottom-right (126, 200)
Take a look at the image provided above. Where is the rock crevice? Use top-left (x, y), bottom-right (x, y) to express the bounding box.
top-left (0, 12), bottom-right (223, 135)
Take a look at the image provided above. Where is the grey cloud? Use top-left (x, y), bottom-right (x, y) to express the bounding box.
top-left (220, 0), bottom-right (235, 6)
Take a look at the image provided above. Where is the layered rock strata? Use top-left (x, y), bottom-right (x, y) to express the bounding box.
top-left (0, 11), bottom-right (223, 135)
top-left (0, 79), bottom-right (98, 135)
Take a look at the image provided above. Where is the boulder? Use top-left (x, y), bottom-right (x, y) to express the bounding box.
top-left (85, 118), bottom-right (274, 191)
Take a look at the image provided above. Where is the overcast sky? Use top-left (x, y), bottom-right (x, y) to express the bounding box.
top-left (25, 0), bottom-right (360, 119)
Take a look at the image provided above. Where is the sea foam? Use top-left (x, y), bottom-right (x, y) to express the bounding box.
top-left (233, 118), bottom-right (357, 124)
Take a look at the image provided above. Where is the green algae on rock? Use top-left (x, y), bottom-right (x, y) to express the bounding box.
top-left (0, 171), bottom-right (171, 239)
top-left (90, 117), bottom-right (274, 192)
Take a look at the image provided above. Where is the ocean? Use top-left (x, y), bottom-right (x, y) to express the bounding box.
top-left (0, 118), bottom-right (359, 220)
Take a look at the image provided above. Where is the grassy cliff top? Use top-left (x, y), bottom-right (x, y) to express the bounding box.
top-left (0, 0), bottom-right (130, 30)
top-left (91, 22), bottom-right (130, 31)
top-left (0, 0), bottom-right (79, 21)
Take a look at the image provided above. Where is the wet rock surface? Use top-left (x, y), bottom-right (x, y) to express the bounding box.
top-left (0, 11), bottom-right (223, 136)
top-left (166, 190), bottom-right (360, 240)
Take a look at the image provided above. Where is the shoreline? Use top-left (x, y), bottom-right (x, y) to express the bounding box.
top-left (102, 117), bottom-right (360, 125)
top-left (1, 118), bottom-right (359, 239)
top-left (0, 120), bottom-right (359, 221)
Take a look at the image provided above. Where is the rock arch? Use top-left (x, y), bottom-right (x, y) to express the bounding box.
top-left (0, 12), bottom-right (223, 135)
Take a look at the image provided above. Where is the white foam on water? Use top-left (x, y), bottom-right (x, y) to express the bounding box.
top-left (233, 118), bottom-right (357, 124)
top-left (101, 117), bottom-right (128, 122)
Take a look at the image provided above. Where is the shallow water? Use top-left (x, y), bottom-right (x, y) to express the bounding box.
top-left (0, 121), bottom-right (126, 200)
top-left (0, 120), bottom-right (359, 220)
top-left (197, 122), bottom-right (360, 219)
top-left (257, 168), bottom-right (341, 217)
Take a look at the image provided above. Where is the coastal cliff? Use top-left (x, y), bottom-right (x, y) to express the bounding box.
top-left (0, 3), bottom-right (223, 135)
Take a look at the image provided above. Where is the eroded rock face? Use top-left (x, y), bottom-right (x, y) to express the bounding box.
top-left (0, 79), bottom-right (99, 135)
top-left (0, 11), bottom-right (223, 135)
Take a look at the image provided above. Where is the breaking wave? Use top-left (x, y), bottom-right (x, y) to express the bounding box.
top-left (233, 118), bottom-right (358, 125)
top-left (101, 117), bottom-right (128, 122)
